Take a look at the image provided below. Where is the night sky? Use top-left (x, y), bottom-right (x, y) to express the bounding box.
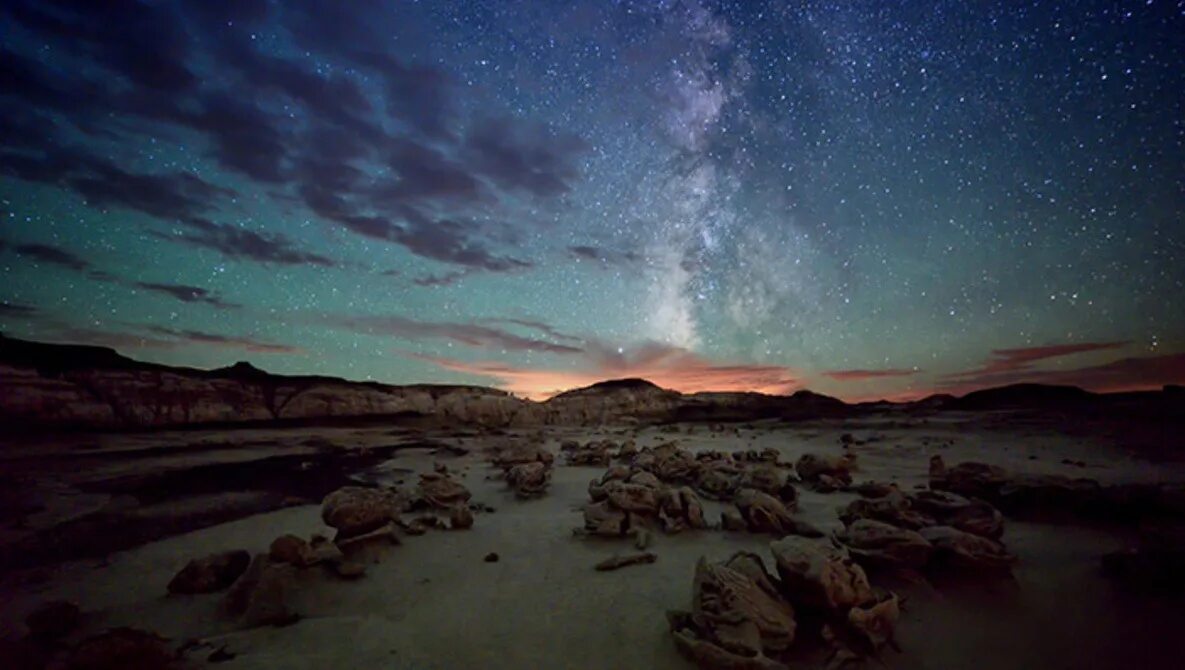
top-left (2, 0), bottom-right (1183, 400)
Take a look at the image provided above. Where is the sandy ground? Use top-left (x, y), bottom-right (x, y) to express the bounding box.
top-left (2, 415), bottom-right (1185, 668)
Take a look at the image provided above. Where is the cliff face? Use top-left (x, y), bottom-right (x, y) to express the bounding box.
top-left (0, 335), bottom-right (859, 431)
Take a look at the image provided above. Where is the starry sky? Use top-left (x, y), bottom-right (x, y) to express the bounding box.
top-left (1, 0), bottom-right (1183, 400)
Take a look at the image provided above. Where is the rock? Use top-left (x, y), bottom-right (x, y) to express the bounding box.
top-left (582, 500), bottom-right (629, 536)
top-left (25, 599), bottom-right (81, 639)
top-left (795, 454), bottom-right (854, 491)
top-left (769, 536), bottom-right (872, 613)
top-left (633, 528), bottom-right (653, 550)
top-left (224, 554), bottom-right (299, 627)
top-left (668, 553), bottom-right (797, 669)
top-left (321, 486), bottom-right (402, 538)
top-left (658, 487), bottom-right (710, 533)
top-left (627, 470), bottom-right (663, 489)
top-left (722, 511), bottom-right (748, 531)
top-left (695, 466), bottom-right (740, 501)
top-left (595, 552), bottom-right (657, 571)
top-left (337, 522), bottom-right (400, 553)
top-left (484, 552), bottom-right (500, 563)
top-left (605, 481), bottom-right (660, 515)
top-left (506, 461), bottom-right (551, 498)
top-left (616, 440), bottom-right (638, 460)
top-left (846, 591), bottom-right (900, 653)
top-left (492, 444), bottom-right (554, 469)
top-left (416, 473), bottom-right (472, 509)
top-left (167, 550), bottom-right (251, 594)
top-left (568, 443), bottom-right (612, 466)
top-left (852, 482), bottom-right (897, 499)
top-left (307, 535), bottom-right (344, 565)
top-left (839, 493), bottom-right (936, 531)
top-left (66, 628), bottom-right (176, 670)
top-left (269, 535), bottom-right (313, 566)
top-left (332, 560), bottom-right (367, 579)
top-left (588, 466), bottom-right (631, 501)
top-left (919, 526), bottom-right (1016, 570)
top-left (740, 466), bottom-right (797, 505)
top-left (450, 504), bottom-right (475, 529)
top-left (647, 444), bottom-right (701, 483)
top-left (736, 489), bottom-right (823, 538)
top-left (834, 519), bottom-right (933, 569)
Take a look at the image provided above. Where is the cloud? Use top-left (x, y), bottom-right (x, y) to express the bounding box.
top-left (133, 282), bottom-right (240, 309)
top-left (326, 314), bottom-right (584, 355)
top-left (943, 341), bottom-right (1130, 386)
top-left (0, 301), bottom-right (37, 318)
top-left (158, 219), bottom-right (338, 267)
top-left (929, 341), bottom-right (1185, 394)
top-left (463, 117), bottom-right (589, 197)
top-left (482, 318), bottom-right (585, 345)
top-left (143, 326), bottom-right (302, 354)
top-left (414, 343), bottom-right (802, 400)
top-left (12, 243), bottom-right (90, 271)
top-left (824, 368), bottom-right (919, 381)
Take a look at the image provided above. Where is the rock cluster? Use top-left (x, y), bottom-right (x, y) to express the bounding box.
top-left (836, 487), bottom-right (1015, 572)
top-left (795, 453), bottom-right (856, 492)
top-left (669, 540), bottom-right (899, 669)
top-left (492, 444), bottom-right (553, 498)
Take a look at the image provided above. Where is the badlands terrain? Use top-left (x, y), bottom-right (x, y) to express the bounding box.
top-left (1, 336), bottom-right (1184, 669)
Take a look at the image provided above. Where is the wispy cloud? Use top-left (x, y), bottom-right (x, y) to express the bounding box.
top-left (823, 368), bottom-right (919, 381)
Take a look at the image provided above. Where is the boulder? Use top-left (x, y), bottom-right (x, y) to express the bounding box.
top-left (450, 505), bottom-right (475, 530)
top-left (839, 493), bottom-right (936, 531)
top-left (919, 526), bottom-right (1016, 570)
top-left (658, 486), bottom-right (710, 533)
top-left (736, 489), bottom-right (823, 538)
top-left (834, 519), bottom-right (933, 569)
top-left (167, 550), bottom-right (251, 594)
top-left (769, 536), bottom-right (872, 613)
top-left (668, 553), bottom-right (797, 669)
top-left (740, 466), bottom-right (797, 505)
top-left (695, 466), bottom-right (740, 501)
top-left (269, 535), bottom-right (314, 567)
top-left (605, 481), bottom-right (660, 515)
top-left (582, 500), bottom-right (629, 536)
top-left (321, 486), bottom-right (402, 538)
top-left (795, 454), bottom-right (854, 491)
top-left (506, 461), bottom-right (551, 498)
top-left (224, 554), bottom-right (299, 627)
top-left (416, 473), bottom-right (472, 509)
top-left (491, 444), bottom-right (554, 469)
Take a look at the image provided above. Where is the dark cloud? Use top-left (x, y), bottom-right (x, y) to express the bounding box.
top-left (483, 318), bottom-right (586, 345)
top-left (12, 243), bottom-right (91, 271)
top-left (0, 301), bottom-right (38, 318)
top-left (2, 0), bottom-right (588, 277)
top-left (4, 0), bottom-right (197, 94)
top-left (464, 117), bottom-right (589, 197)
top-left (326, 314), bottom-right (584, 355)
top-left (159, 219), bottom-right (338, 267)
top-left (133, 282), bottom-right (240, 309)
top-left (143, 326), bottom-right (302, 354)
top-left (944, 341), bottom-right (1130, 384)
top-left (569, 245), bottom-right (644, 266)
top-left (824, 369), bottom-right (919, 381)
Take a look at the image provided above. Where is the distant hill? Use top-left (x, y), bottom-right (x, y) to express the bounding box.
top-left (0, 333), bottom-right (1180, 432)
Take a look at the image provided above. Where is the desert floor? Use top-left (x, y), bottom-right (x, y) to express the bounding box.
top-left (3, 413), bottom-right (1185, 668)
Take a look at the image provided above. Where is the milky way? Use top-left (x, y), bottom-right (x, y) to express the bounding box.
top-left (1, 0), bottom-right (1183, 399)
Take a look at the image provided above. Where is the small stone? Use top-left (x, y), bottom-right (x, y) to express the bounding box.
top-left (449, 505), bottom-right (474, 530)
top-left (333, 560), bottom-right (367, 580)
top-left (595, 552), bottom-right (657, 571)
top-left (484, 552), bottom-right (500, 563)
